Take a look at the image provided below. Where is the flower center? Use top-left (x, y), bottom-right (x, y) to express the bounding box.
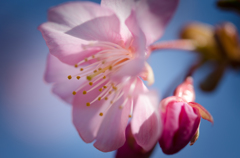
top-left (68, 41), bottom-right (136, 117)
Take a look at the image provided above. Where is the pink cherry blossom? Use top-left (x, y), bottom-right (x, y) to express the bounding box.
top-left (159, 77), bottom-right (213, 155)
top-left (39, 0), bottom-right (179, 152)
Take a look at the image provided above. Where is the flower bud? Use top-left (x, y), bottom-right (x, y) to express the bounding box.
top-left (159, 100), bottom-right (201, 155)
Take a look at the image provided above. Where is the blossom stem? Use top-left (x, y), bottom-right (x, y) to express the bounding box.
top-left (149, 39), bottom-right (196, 52)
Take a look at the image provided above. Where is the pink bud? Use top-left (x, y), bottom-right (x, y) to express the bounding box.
top-left (159, 100), bottom-right (201, 155)
top-left (174, 77), bottom-right (195, 102)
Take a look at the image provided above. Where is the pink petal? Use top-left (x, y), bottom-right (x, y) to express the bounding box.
top-left (52, 79), bottom-right (85, 104)
top-left (94, 96), bottom-right (131, 152)
top-left (116, 125), bottom-right (154, 158)
top-left (39, 1), bottom-right (116, 65)
top-left (125, 10), bottom-right (146, 58)
top-left (101, 0), bottom-right (135, 41)
top-left (66, 14), bottom-right (121, 44)
top-left (48, 1), bottom-right (114, 28)
top-left (135, 0), bottom-right (179, 45)
top-left (111, 58), bottom-right (145, 79)
top-left (160, 96), bottom-right (183, 112)
top-left (44, 53), bottom-right (81, 83)
top-left (188, 102), bottom-right (214, 123)
top-left (72, 79), bottom-right (110, 143)
top-left (174, 77), bottom-right (195, 102)
top-left (39, 22), bottom-right (99, 65)
top-left (159, 101), bottom-right (200, 155)
top-left (131, 91), bottom-right (162, 151)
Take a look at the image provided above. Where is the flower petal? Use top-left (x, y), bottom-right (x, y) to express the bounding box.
top-left (66, 14), bottom-right (121, 44)
top-left (44, 53), bottom-right (81, 83)
top-left (135, 0), bottom-right (179, 45)
top-left (48, 1), bottom-right (114, 28)
top-left (111, 58), bottom-right (145, 79)
top-left (39, 1), bottom-right (116, 65)
top-left (188, 102), bottom-right (214, 123)
top-left (72, 79), bottom-right (110, 143)
top-left (39, 22), bottom-right (100, 65)
top-left (125, 10), bottom-right (146, 58)
top-left (116, 125), bottom-right (154, 158)
top-left (93, 96), bottom-right (131, 152)
top-left (101, 0), bottom-right (135, 41)
top-left (131, 91), bottom-right (162, 151)
top-left (52, 79), bottom-right (85, 104)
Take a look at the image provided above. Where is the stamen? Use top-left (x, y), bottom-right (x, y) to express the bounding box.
top-left (87, 79), bottom-right (108, 93)
top-left (119, 98), bottom-right (129, 109)
top-left (85, 58), bottom-right (88, 62)
top-left (76, 76), bottom-right (81, 80)
top-left (83, 91), bottom-right (87, 94)
top-left (86, 102), bottom-right (90, 106)
top-left (74, 64), bottom-right (78, 68)
top-left (129, 99), bottom-right (133, 118)
top-left (80, 68), bottom-right (84, 71)
top-left (99, 112), bottom-right (103, 116)
top-left (89, 82), bottom-right (93, 86)
top-left (68, 75), bottom-right (72, 80)
top-left (72, 91), bottom-right (76, 95)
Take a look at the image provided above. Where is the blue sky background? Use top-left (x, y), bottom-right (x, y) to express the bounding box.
top-left (0, 0), bottom-right (240, 157)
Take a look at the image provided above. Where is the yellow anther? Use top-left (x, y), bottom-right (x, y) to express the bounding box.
top-left (102, 61), bottom-right (105, 64)
top-left (80, 68), bottom-right (84, 71)
top-left (98, 68), bottom-right (102, 71)
top-left (119, 106), bottom-right (123, 109)
top-left (103, 86), bottom-right (107, 89)
top-left (74, 64), bottom-right (78, 68)
top-left (99, 88), bottom-right (102, 92)
top-left (68, 75), bottom-right (72, 80)
top-left (113, 86), bottom-right (117, 91)
top-left (98, 97), bottom-right (101, 101)
top-left (86, 102), bottom-right (90, 106)
top-left (109, 91), bottom-right (112, 94)
top-left (109, 66), bottom-right (112, 70)
top-left (129, 115), bottom-right (132, 118)
top-left (72, 91), bottom-right (76, 95)
top-left (105, 97), bottom-right (108, 100)
top-left (83, 91), bottom-right (87, 94)
top-left (87, 76), bottom-right (92, 81)
top-left (111, 83), bottom-right (114, 86)
top-left (86, 66), bottom-right (110, 81)
top-left (92, 55), bottom-right (95, 58)
top-left (76, 76), bottom-right (81, 80)
top-left (103, 76), bottom-right (106, 79)
top-left (110, 101), bottom-right (113, 104)
top-left (89, 82), bottom-right (93, 86)
top-left (99, 112), bottom-right (103, 116)
top-left (85, 58), bottom-right (88, 62)
top-left (94, 70), bottom-right (97, 73)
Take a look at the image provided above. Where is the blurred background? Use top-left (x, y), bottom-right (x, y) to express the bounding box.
top-left (0, 0), bottom-right (240, 157)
